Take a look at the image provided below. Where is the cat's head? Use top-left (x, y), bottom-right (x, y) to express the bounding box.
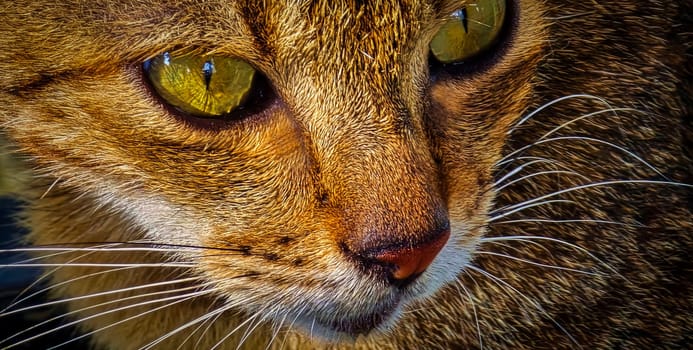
top-left (1, 0), bottom-right (547, 342)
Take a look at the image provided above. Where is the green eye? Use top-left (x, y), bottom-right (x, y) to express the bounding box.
top-left (429, 0), bottom-right (506, 64)
top-left (144, 52), bottom-right (257, 118)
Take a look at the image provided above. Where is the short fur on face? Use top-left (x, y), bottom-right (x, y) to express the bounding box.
top-left (0, 0), bottom-right (690, 349)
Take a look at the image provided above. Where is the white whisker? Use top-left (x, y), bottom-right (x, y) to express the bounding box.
top-left (1, 280), bottom-right (211, 346)
top-left (2, 266), bottom-right (136, 316)
top-left (491, 218), bottom-right (644, 228)
top-left (0, 246), bottom-right (201, 254)
top-left (499, 136), bottom-right (667, 178)
top-left (496, 156), bottom-right (557, 167)
top-left (479, 235), bottom-right (622, 277)
top-left (188, 308), bottom-right (226, 349)
top-left (475, 251), bottom-right (605, 276)
top-left (495, 170), bottom-right (589, 192)
top-left (454, 280), bottom-right (482, 349)
top-left (237, 304), bottom-right (276, 350)
top-left (140, 300), bottom-right (238, 350)
top-left (491, 180), bottom-right (690, 217)
top-left (1, 276), bottom-right (201, 317)
top-left (265, 309), bottom-right (289, 350)
top-left (44, 288), bottom-right (218, 350)
top-left (280, 303), bottom-right (309, 350)
top-left (2, 245), bottom-right (119, 313)
top-left (509, 94), bottom-right (615, 134)
top-left (4, 287), bottom-right (217, 349)
top-left (39, 176), bottom-right (61, 200)
top-left (489, 199), bottom-right (575, 221)
top-left (2, 263), bottom-right (195, 267)
top-left (493, 158), bottom-right (561, 186)
top-left (538, 108), bottom-right (642, 141)
top-left (465, 265), bottom-right (581, 348)
top-left (210, 304), bottom-right (267, 350)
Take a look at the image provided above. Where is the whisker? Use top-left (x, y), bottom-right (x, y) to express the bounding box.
top-left (2, 266), bottom-right (135, 315)
top-left (465, 265), bottom-right (581, 348)
top-left (509, 94), bottom-right (615, 134)
top-left (39, 176), bottom-right (61, 199)
top-left (478, 235), bottom-right (621, 277)
top-left (139, 300), bottom-right (238, 350)
top-left (0, 244), bottom-right (120, 262)
top-left (0, 246), bottom-right (200, 254)
top-left (280, 303), bottom-right (309, 350)
top-left (490, 180), bottom-right (690, 217)
top-left (210, 304), bottom-right (267, 350)
top-left (309, 317), bottom-right (316, 340)
top-left (475, 251), bottom-right (605, 276)
top-left (1, 262), bottom-right (196, 268)
top-left (495, 156), bottom-right (557, 167)
top-left (1, 240), bottom-right (249, 253)
top-left (237, 304), bottom-right (276, 350)
top-left (495, 170), bottom-right (589, 192)
top-left (1, 280), bottom-right (210, 346)
top-left (44, 288), bottom-right (219, 350)
top-left (1, 276), bottom-right (201, 317)
top-left (265, 308), bottom-right (289, 350)
top-left (4, 287), bottom-right (217, 349)
top-left (476, 240), bottom-right (561, 270)
top-left (538, 108), bottom-right (642, 141)
top-left (1, 246), bottom-right (118, 313)
top-left (499, 136), bottom-right (667, 179)
top-left (489, 199), bottom-right (576, 221)
top-left (491, 218), bottom-right (645, 228)
top-left (454, 280), bottom-right (483, 349)
top-left (493, 158), bottom-right (561, 186)
top-left (190, 307), bottom-right (226, 349)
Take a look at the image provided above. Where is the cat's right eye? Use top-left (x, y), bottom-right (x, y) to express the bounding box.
top-left (429, 0), bottom-right (506, 64)
top-left (143, 52), bottom-right (261, 118)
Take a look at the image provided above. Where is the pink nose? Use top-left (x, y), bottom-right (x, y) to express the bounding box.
top-left (372, 229), bottom-right (450, 281)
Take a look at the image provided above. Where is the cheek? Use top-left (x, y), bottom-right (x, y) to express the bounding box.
top-left (428, 83), bottom-right (511, 195)
top-left (425, 66), bottom-right (537, 232)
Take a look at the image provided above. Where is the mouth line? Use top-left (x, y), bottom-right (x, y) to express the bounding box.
top-left (321, 306), bottom-right (396, 336)
top-left (291, 296), bottom-right (403, 339)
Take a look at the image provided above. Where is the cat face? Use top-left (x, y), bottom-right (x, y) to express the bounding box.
top-left (0, 0), bottom-right (543, 338)
top-left (1, 0), bottom-right (689, 348)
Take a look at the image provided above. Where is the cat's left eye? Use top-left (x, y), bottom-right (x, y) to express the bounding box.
top-left (143, 52), bottom-right (260, 118)
top-left (430, 0), bottom-right (506, 64)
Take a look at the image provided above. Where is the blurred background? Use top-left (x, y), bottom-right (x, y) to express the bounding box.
top-left (1, 151), bottom-right (91, 348)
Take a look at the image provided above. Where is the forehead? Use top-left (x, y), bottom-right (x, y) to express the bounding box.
top-left (1, 0), bottom-right (472, 92)
top-left (217, 1), bottom-right (467, 65)
top-left (20, 0), bottom-right (468, 59)
top-left (90, 0), bottom-right (467, 42)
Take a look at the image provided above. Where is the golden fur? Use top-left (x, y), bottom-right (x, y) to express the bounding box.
top-left (0, 0), bottom-right (690, 348)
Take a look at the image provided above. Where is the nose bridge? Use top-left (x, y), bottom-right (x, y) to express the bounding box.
top-left (280, 4), bottom-right (446, 251)
top-left (303, 85), bottom-right (446, 251)
top-left (264, 1), bottom-right (448, 283)
top-left (308, 94), bottom-right (450, 284)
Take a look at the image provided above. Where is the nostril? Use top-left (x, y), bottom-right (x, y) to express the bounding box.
top-left (342, 225), bottom-right (451, 288)
top-left (372, 229), bottom-right (450, 284)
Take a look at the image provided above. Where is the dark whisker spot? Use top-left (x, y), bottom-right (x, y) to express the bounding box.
top-left (263, 253), bottom-right (279, 261)
top-left (277, 236), bottom-right (293, 245)
top-left (239, 246), bottom-right (252, 256)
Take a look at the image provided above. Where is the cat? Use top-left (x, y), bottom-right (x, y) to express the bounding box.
top-left (0, 0), bottom-right (691, 349)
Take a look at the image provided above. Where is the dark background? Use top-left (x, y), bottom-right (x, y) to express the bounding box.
top-left (0, 197), bottom-right (90, 349)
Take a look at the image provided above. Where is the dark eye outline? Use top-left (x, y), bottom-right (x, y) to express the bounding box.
top-left (428, 0), bottom-right (516, 79)
top-left (141, 51), bottom-right (277, 131)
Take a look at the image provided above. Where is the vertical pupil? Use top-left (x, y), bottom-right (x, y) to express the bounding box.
top-left (459, 7), bottom-right (468, 33)
top-left (202, 60), bottom-right (214, 89)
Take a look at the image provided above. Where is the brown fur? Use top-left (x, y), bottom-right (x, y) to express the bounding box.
top-left (0, 0), bottom-right (691, 348)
